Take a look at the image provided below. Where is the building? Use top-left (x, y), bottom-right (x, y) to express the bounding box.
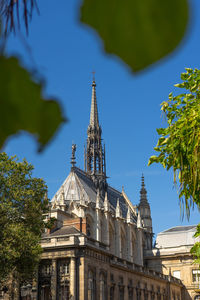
top-left (36, 79), bottom-right (185, 300)
top-left (145, 225), bottom-right (200, 300)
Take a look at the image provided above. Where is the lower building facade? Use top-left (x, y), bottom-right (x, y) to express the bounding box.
top-left (38, 220), bottom-right (184, 300)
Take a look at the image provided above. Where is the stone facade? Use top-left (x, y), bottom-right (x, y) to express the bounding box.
top-left (145, 226), bottom-right (200, 300)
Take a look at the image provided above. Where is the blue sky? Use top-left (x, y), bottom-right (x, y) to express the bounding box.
top-left (4, 0), bottom-right (200, 236)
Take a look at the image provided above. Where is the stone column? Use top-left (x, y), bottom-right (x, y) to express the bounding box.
top-left (70, 257), bottom-right (76, 300)
top-left (124, 284), bottom-right (128, 300)
top-left (79, 257), bottom-right (85, 300)
top-left (133, 287), bottom-right (137, 300)
top-left (51, 259), bottom-right (57, 300)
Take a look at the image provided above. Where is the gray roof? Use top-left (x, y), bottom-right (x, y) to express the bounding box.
top-left (51, 167), bottom-right (136, 221)
top-left (163, 225), bottom-right (197, 233)
top-left (42, 226), bottom-right (80, 238)
top-left (155, 225), bottom-right (198, 249)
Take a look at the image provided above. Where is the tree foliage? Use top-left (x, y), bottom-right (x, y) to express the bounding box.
top-left (148, 68), bottom-right (200, 265)
top-left (81, 0), bottom-right (189, 72)
top-left (191, 224), bottom-right (200, 265)
top-left (0, 152), bottom-right (49, 283)
top-left (0, 56), bottom-right (65, 152)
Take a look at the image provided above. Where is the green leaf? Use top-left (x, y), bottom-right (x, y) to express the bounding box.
top-left (0, 56), bottom-right (66, 151)
top-left (80, 0), bottom-right (189, 72)
top-left (148, 155), bottom-right (159, 166)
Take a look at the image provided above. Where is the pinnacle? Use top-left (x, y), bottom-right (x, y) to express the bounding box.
top-left (140, 174), bottom-right (149, 205)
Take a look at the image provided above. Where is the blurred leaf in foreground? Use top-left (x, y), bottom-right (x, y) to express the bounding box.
top-left (0, 56), bottom-right (65, 151)
top-left (81, 0), bottom-right (189, 72)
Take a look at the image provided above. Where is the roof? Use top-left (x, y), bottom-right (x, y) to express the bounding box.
top-left (51, 167), bottom-right (136, 221)
top-left (155, 225), bottom-right (198, 249)
top-left (162, 225), bottom-right (197, 233)
top-left (42, 226), bottom-right (80, 238)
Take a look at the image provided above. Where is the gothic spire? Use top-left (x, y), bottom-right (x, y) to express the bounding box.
top-left (86, 79), bottom-right (106, 189)
top-left (90, 80), bottom-right (99, 128)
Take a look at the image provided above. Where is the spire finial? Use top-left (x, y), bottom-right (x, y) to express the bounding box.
top-left (90, 77), bottom-right (99, 127)
top-left (116, 198), bottom-right (121, 218)
top-left (127, 206), bottom-right (131, 223)
top-left (104, 191), bottom-right (109, 211)
top-left (71, 144), bottom-right (76, 168)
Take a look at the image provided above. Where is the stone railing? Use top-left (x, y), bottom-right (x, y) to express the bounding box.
top-left (110, 257), bottom-right (182, 285)
top-left (41, 235), bottom-right (86, 248)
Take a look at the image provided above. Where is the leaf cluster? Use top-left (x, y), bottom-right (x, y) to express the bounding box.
top-left (0, 56), bottom-right (65, 152)
top-left (190, 224), bottom-right (200, 265)
top-left (0, 152), bottom-right (49, 283)
top-left (148, 68), bottom-right (200, 218)
top-left (81, 0), bottom-right (189, 72)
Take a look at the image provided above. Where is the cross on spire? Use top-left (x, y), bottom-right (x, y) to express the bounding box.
top-left (92, 71), bottom-right (95, 81)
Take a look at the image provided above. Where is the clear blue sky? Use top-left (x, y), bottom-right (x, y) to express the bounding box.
top-left (4, 0), bottom-right (200, 236)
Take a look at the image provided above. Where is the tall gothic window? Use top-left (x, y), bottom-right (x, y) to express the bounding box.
top-left (99, 272), bottom-right (107, 300)
top-left (88, 269), bottom-right (96, 300)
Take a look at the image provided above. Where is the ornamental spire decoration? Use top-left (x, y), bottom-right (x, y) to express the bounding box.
top-left (139, 174), bottom-right (149, 205)
top-left (71, 144), bottom-right (76, 169)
